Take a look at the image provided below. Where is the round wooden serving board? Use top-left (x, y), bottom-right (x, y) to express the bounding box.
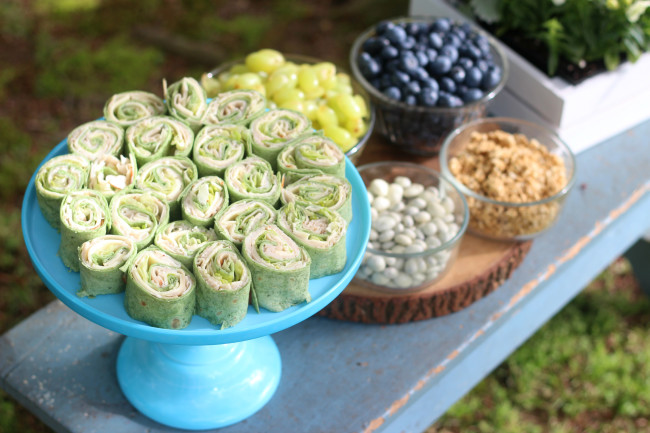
top-left (319, 135), bottom-right (532, 324)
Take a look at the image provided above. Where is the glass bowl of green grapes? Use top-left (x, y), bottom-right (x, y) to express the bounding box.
top-left (202, 49), bottom-right (376, 164)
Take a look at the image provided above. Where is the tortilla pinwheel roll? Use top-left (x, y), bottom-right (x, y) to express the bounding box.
top-left (35, 154), bottom-right (90, 229)
top-left (154, 220), bottom-right (217, 269)
top-left (180, 176), bottom-right (230, 227)
top-left (214, 199), bottom-right (277, 248)
top-left (125, 116), bottom-right (195, 166)
top-left (277, 203), bottom-right (347, 279)
top-left (192, 124), bottom-right (249, 177)
top-left (58, 190), bottom-right (111, 272)
top-left (110, 189), bottom-right (170, 249)
top-left (135, 156), bottom-right (198, 219)
top-left (67, 120), bottom-right (124, 161)
top-left (201, 89), bottom-right (266, 127)
top-left (163, 76), bottom-right (208, 132)
top-left (124, 246), bottom-right (196, 329)
top-left (277, 133), bottom-right (345, 178)
top-left (103, 90), bottom-right (166, 128)
top-left (242, 224), bottom-right (311, 312)
top-left (281, 173), bottom-right (353, 223)
top-left (77, 235), bottom-right (137, 298)
top-left (193, 240), bottom-right (252, 329)
top-left (224, 157), bottom-right (281, 207)
top-left (248, 109), bottom-right (311, 169)
top-left (87, 153), bottom-right (137, 201)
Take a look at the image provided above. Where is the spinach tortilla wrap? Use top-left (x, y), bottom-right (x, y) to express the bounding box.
top-left (67, 120), bottom-right (124, 161)
top-left (248, 109), bottom-right (311, 169)
top-left (277, 133), bottom-right (345, 178)
top-left (224, 156), bottom-right (281, 207)
top-left (125, 116), bottom-right (195, 166)
top-left (134, 155), bottom-right (198, 218)
top-left (154, 220), bottom-right (217, 269)
top-left (58, 189), bottom-right (111, 272)
top-left (201, 89), bottom-right (266, 127)
top-left (124, 246), bottom-right (196, 329)
top-left (180, 176), bottom-right (229, 227)
top-left (277, 203), bottom-right (347, 279)
top-left (214, 199), bottom-right (277, 248)
top-left (193, 240), bottom-right (252, 329)
top-left (35, 154), bottom-right (90, 229)
top-left (192, 124), bottom-right (249, 177)
top-left (164, 76), bottom-right (208, 132)
top-left (109, 188), bottom-right (170, 250)
top-left (280, 172), bottom-right (352, 223)
top-left (242, 224), bottom-right (311, 312)
top-left (87, 153), bottom-right (137, 201)
top-left (77, 235), bottom-right (137, 298)
top-left (103, 90), bottom-right (166, 128)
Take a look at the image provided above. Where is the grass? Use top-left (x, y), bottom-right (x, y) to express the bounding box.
top-left (0, 1), bottom-right (649, 432)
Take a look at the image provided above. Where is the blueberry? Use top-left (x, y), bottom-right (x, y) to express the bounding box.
top-left (376, 20), bottom-right (395, 35)
top-left (385, 25), bottom-right (408, 46)
top-left (384, 59), bottom-right (401, 73)
top-left (451, 28), bottom-right (467, 42)
top-left (358, 52), bottom-right (382, 78)
top-left (457, 57), bottom-right (474, 70)
top-left (419, 87), bottom-right (439, 107)
top-left (404, 94), bottom-right (417, 106)
top-left (383, 86), bottom-right (402, 101)
top-left (419, 77), bottom-right (439, 93)
top-left (400, 36), bottom-right (416, 50)
top-left (406, 80), bottom-right (421, 95)
top-left (379, 75), bottom-right (393, 89)
top-left (460, 22), bottom-right (473, 34)
top-left (431, 18), bottom-right (451, 33)
top-left (464, 66), bottom-right (483, 87)
top-left (428, 55), bottom-right (452, 75)
top-left (380, 44), bottom-right (399, 60)
top-left (443, 33), bottom-right (461, 48)
top-left (428, 32), bottom-right (443, 50)
top-left (462, 87), bottom-right (484, 103)
top-left (411, 66), bottom-right (430, 82)
top-left (415, 50), bottom-right (429, 67)
top-left (439, 76), bottom-right (456, 93)
top-left (481, 65), bottom-right (502, 90)
top-left (363, 37), bottom-right (387, 55)
top-left (449, 66), bottom-right (466, 84)
top-left (405, 22), bottom-right (421, 36)
top-left (391, 70), bottom-right (410, 86)
top-left (440, 45), bottom-right (459, 63)
top-left (426, 48), bottom-right (438, 63)
top-left (417, 34), bottom-right (430, 47)
top-left (399, 52), bottom-right (420, 74)
top-left (463, 43), bottom-right (482, 60)
top-left (476, 59), bottom-right (489, 73)
top-left (438, 93), bottom-right (463, 108)
top-left (370, 78), bottom-right (381, 89)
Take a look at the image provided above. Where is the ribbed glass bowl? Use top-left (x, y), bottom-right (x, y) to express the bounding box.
top-left (440, 117), bottom-right (576, 241)
top-left (350, 16), bottom-right (508, 157)
top-left (205, 54), bottom-right (376, 165)
top-left (354, 161), bottom-right (469, 294)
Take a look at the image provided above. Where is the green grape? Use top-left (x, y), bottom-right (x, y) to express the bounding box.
top-left (323, 125), bottom-right (356, 152)
top-left (279, 99), bottom-right (305, 113)
top-left (298, 66), bottom-right (319, 92)
top-left (303, 100), bottom-right (318, 121)
top-left (273, 87), bottom-right (305, 105)
top-left (266, 73), bottom-right (293, 97)
top-left (336, 72), bottom-right (351, 85)
top-left (245, 49), bottom-right (285, 73)
top-left (226, 72), bottom-right (262, 89)
top-left (344, 117), bottom-right (367, 138)
top-left (332, 94), bottom-right (361, 119)
top-left (353, 95), bottom-right (369, 118)
top-left (316, 105), bottom-right (339, 127)
top-left (201, 74), bottom-right (221, 98)
top-left (313, 62), bottom-right (336, 84)
top-left (230, 64), bottom-right (250, 75)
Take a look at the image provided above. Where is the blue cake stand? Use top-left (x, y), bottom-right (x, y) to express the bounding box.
top-left (22, 140), bottom-right (370, 430)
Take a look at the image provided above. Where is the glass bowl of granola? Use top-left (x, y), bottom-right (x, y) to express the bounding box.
top-left (439, 117), bottom-right (576, 241)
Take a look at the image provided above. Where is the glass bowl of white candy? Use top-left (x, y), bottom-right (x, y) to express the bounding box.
top-left (355, 161), bottom-right (469, 293)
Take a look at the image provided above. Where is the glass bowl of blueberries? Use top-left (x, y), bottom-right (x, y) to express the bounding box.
top-left (350, 16), bottom-right (508, 156)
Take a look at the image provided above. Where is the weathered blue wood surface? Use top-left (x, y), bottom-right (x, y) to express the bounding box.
top-left (2, 121), bottom-right (650, 433)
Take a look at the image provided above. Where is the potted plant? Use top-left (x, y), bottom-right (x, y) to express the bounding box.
top-left (409, 0), bottom-right (650, 153)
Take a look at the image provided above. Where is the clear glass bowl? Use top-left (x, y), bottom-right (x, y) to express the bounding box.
top-left (349, 16), bottom-right (509, 157)
top-left (354, 162), bottom-right (469, 294)
top-left (204, 54), bottom-right (376, 165)
top-left (440, 117), bottom-right (576, 241)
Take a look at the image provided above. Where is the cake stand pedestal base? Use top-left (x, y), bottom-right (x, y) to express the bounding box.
top-left (116, 335), bottom-right (282, 430)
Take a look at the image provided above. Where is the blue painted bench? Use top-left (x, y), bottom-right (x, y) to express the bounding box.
top-left (2, 120), bottom-right (650, 433)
